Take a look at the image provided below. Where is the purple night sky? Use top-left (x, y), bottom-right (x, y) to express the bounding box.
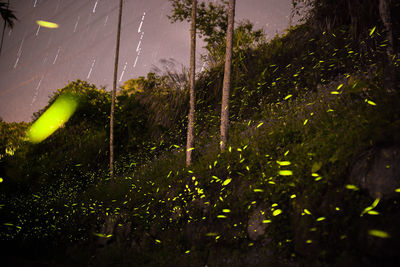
top-left (0, 0), bottom-right (294, 122)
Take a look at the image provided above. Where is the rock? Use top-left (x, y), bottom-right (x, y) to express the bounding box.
top-left (350, 146), bottom-right (400, 199)
top-left (247, 206), bottom-right (267, 241)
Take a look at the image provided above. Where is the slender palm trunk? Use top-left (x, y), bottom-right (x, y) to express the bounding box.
top-left (220, 0), bottom-right (235, 152)
top-left (0, 20), bottom-right (5, 55)
top-left (186, 0), bottom-right (196, 166)
top-left (110, 0), bottom-right (123, 180)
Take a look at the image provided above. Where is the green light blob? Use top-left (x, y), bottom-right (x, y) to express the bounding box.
top-left (27, 93), bottom-right (78, 143)
top-left (273, 209), bottom-right (282, 216)
top-left (279, 170), bottom-right (293, 176)
top-left (345, 184), bottom-right (359, 191)
top-left (277, 160), bottom-right (291, 166)
top-left (222, 178), bottom-right (232, 186)
top-left (36, 20), bottom-right (59, 28)
top-left (368, 229), bottom-right (391, 238)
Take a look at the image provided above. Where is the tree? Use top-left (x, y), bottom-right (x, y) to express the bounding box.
top-left (186, 0), bottom-right (196, 166)
top-left (220, 0), bottom-right (235, 152)
top-left (0, 0), bottom-right (17, 55)
top-left (168, 0), bottom-right (262, 68)
top-left (110, 0), bottom-right (123, 181)
top-left (379, 0), bottom-right (396, 93)
top-left (206, 20), bottom-right (263, 68)
top-left (168, 0), bottom-right (228, 55)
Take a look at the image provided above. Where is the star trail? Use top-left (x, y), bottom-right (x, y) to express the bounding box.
top-left (0, 0), bottom-right (293, 122)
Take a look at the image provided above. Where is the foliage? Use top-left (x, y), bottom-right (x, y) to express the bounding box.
top-left (0, 121), bottom-right (29, 160)
top-left (168, 0), bottom-right (228, 48)
top-left (0, 1), bottom-right (17, 28)
top-left (168, 0), bottom-right (264, 68)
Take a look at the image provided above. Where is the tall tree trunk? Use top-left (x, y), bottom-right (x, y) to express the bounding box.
top-left (220, 0), bottom-right (235, 152)
top-left (0, 0), bottom-right (10, 56)
top-left (186, 0), bottom-right (196, 166)
top-left (110, 0), bottom-right (123, 180)
top-left (0, 19), bottom-right (5, 56)
top-left (379, 0), bottom-right (396, 93)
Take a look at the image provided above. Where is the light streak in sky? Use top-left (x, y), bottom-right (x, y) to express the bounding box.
top-left (36, 25), bottom-right (41, 36)
top-left (93, 0), bottom-right (98, 13)
top-left (136, 40), bottom-right (142, 52)
top-left (17, 38), bottom-right (24, 57)
top-left (53, 47), bottom-right (61, 64)
top-left (34, 0), bottom-right (38, 7)
top-left (104, 15), bottom-right (108, 26)
top-left (14, 37), bottom-right (25, 68)
top-left (73, 16), bottom-right (80, 33)
top-left (119, 61), bottom-right (128, 82)
top-left (138, 12), bottom-right (146, 33)
top-left (87, 59), bottom-right (96, 79)
top-left (13, 57), bottom-right (19, 69)
top-left (133, 29), bottom-right (145, 68)
top-left (31, 75), bottom-right (44, 105)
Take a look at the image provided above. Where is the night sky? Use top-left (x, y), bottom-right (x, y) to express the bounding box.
top-left (0, 0), bottom-right (294, 123)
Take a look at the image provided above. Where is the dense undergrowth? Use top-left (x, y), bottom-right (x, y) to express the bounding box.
top-left (1, 10), bottom-right (400, 266)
